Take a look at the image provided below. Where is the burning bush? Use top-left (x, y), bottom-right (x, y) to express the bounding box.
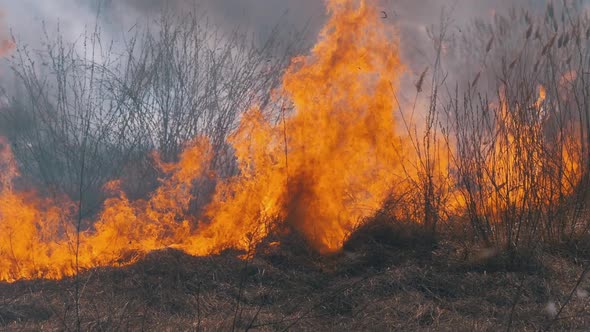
top-left (0, 0), bottom-right (588, 286)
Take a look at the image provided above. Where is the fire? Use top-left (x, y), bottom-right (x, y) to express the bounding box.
top-left (0, 138), bottom-right (212, 281)
top-left (0, 0), bottom-right (407, 281)
top-left (459, 84), bottom-right (581, 230)
top-left (0, 14), bottom-right (13, 57)
top-left (0, 0), bottom-right (584, 283)
top-left (183, 0), bottom-right (404, 254)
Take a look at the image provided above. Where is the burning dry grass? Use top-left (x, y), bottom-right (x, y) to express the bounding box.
top-left (0, 226), bottom-right (589, 331)
top-left (1, 0), bottom-right (590, 330)
top-left (0, 0), bottom-right (409, 282)
top-left (0, 0), bottom-right (589, 285)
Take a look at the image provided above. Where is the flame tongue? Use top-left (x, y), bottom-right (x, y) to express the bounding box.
top-left (0, 138), bottom-right (213, 282)
top-left (0, 0), bottom-right (404, 281)
top-left (183, 0), bottom-right (404, 254)
top-left (279, 0), bottom-right (402, 251)
top-left (1, 0), bottom-right (581, 283)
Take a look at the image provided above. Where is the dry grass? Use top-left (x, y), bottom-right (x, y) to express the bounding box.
top-left (1, 220), bottom-right (589, 331)
top-left (2, 3), bottom-right (590, 331)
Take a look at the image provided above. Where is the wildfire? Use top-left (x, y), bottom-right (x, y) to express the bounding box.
top-left (183, 0), bottom-right (404, 254)
top-left (0, 0), bottom-right (584, 283)
top-left (0, 0), bottom-right (407, 282)
top-left (0, 138), bottom-right (212, 281)
top-left (456, 84), bottom-right (582, 239)
top-left (0, 14), bottom-right (13, 57)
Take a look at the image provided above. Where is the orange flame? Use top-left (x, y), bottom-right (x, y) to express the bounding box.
top-left (0, 0), bottom-right (408, 281)
top-left (0, 138), bottom-right (212, 281)
top-left (183, 0), bottom-right (404, 254)
top-left (0, 0), bottom-right (584, 283)
top-left (467, 85), bottom-right (580, 224)
top-left (0, 13), bottom-right (14, 57)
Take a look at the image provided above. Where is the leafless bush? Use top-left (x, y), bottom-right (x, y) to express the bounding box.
top-left (0, 10), bottom-right (302, 217)
top-left (442, 2), bottom-right (590, 251)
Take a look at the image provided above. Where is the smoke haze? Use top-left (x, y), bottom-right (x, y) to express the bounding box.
top-left (0, 0), bottom-right (547, 58)
top-left (0, 0), bottom-right (569, 104)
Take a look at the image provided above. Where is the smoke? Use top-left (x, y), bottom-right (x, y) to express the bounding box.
top-left (388, 0), bottom-right (544, 66)
top-left (0, 0), bottom-right (324, 50)
top-left (0, 0), bottom-right (558, 137)
top-left (0, 0), bottom-right (547, 49)
top-left (0, 0), bottom-right (562, 107)
top-left (0, 0), bottom-right (553, 89)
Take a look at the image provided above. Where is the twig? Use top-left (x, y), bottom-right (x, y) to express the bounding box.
top-left (506, 280), bottom-right (525, 332)
top-left (545, 261), bottom-right (590, 331)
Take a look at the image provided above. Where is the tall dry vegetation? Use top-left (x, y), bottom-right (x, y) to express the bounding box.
top-left (443, 3), bottom-right (590, 251)
top-left (0, 2), bottom-right (589, 263)
top-left (0, 10), bottom-right (300, 217)
top-left (1, 2), bottom-right (590, 330)
top-left (348, 2), bottom-right (590, 259)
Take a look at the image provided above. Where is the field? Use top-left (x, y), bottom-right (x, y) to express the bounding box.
top-left (1, 227), bottom-right (590, 330)
top-left (1, 0), bottom-right (590, 330)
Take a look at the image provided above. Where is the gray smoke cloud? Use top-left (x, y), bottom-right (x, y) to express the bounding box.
top-left (0, 0), bottom-right (559, 100)
top-left (0, 0), bottom-right (545, 49)
top-left (0, 0), bottom-right (324, 48)
top-left (0, 0), bottom-right (552, 73)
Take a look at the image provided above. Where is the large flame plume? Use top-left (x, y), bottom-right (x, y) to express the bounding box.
top-left (182, 0), bottom-right (404, 255)
top-left (0, 0), bottom-right (584, 283)
top-left (0, 0), bottom-right (406, 282)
